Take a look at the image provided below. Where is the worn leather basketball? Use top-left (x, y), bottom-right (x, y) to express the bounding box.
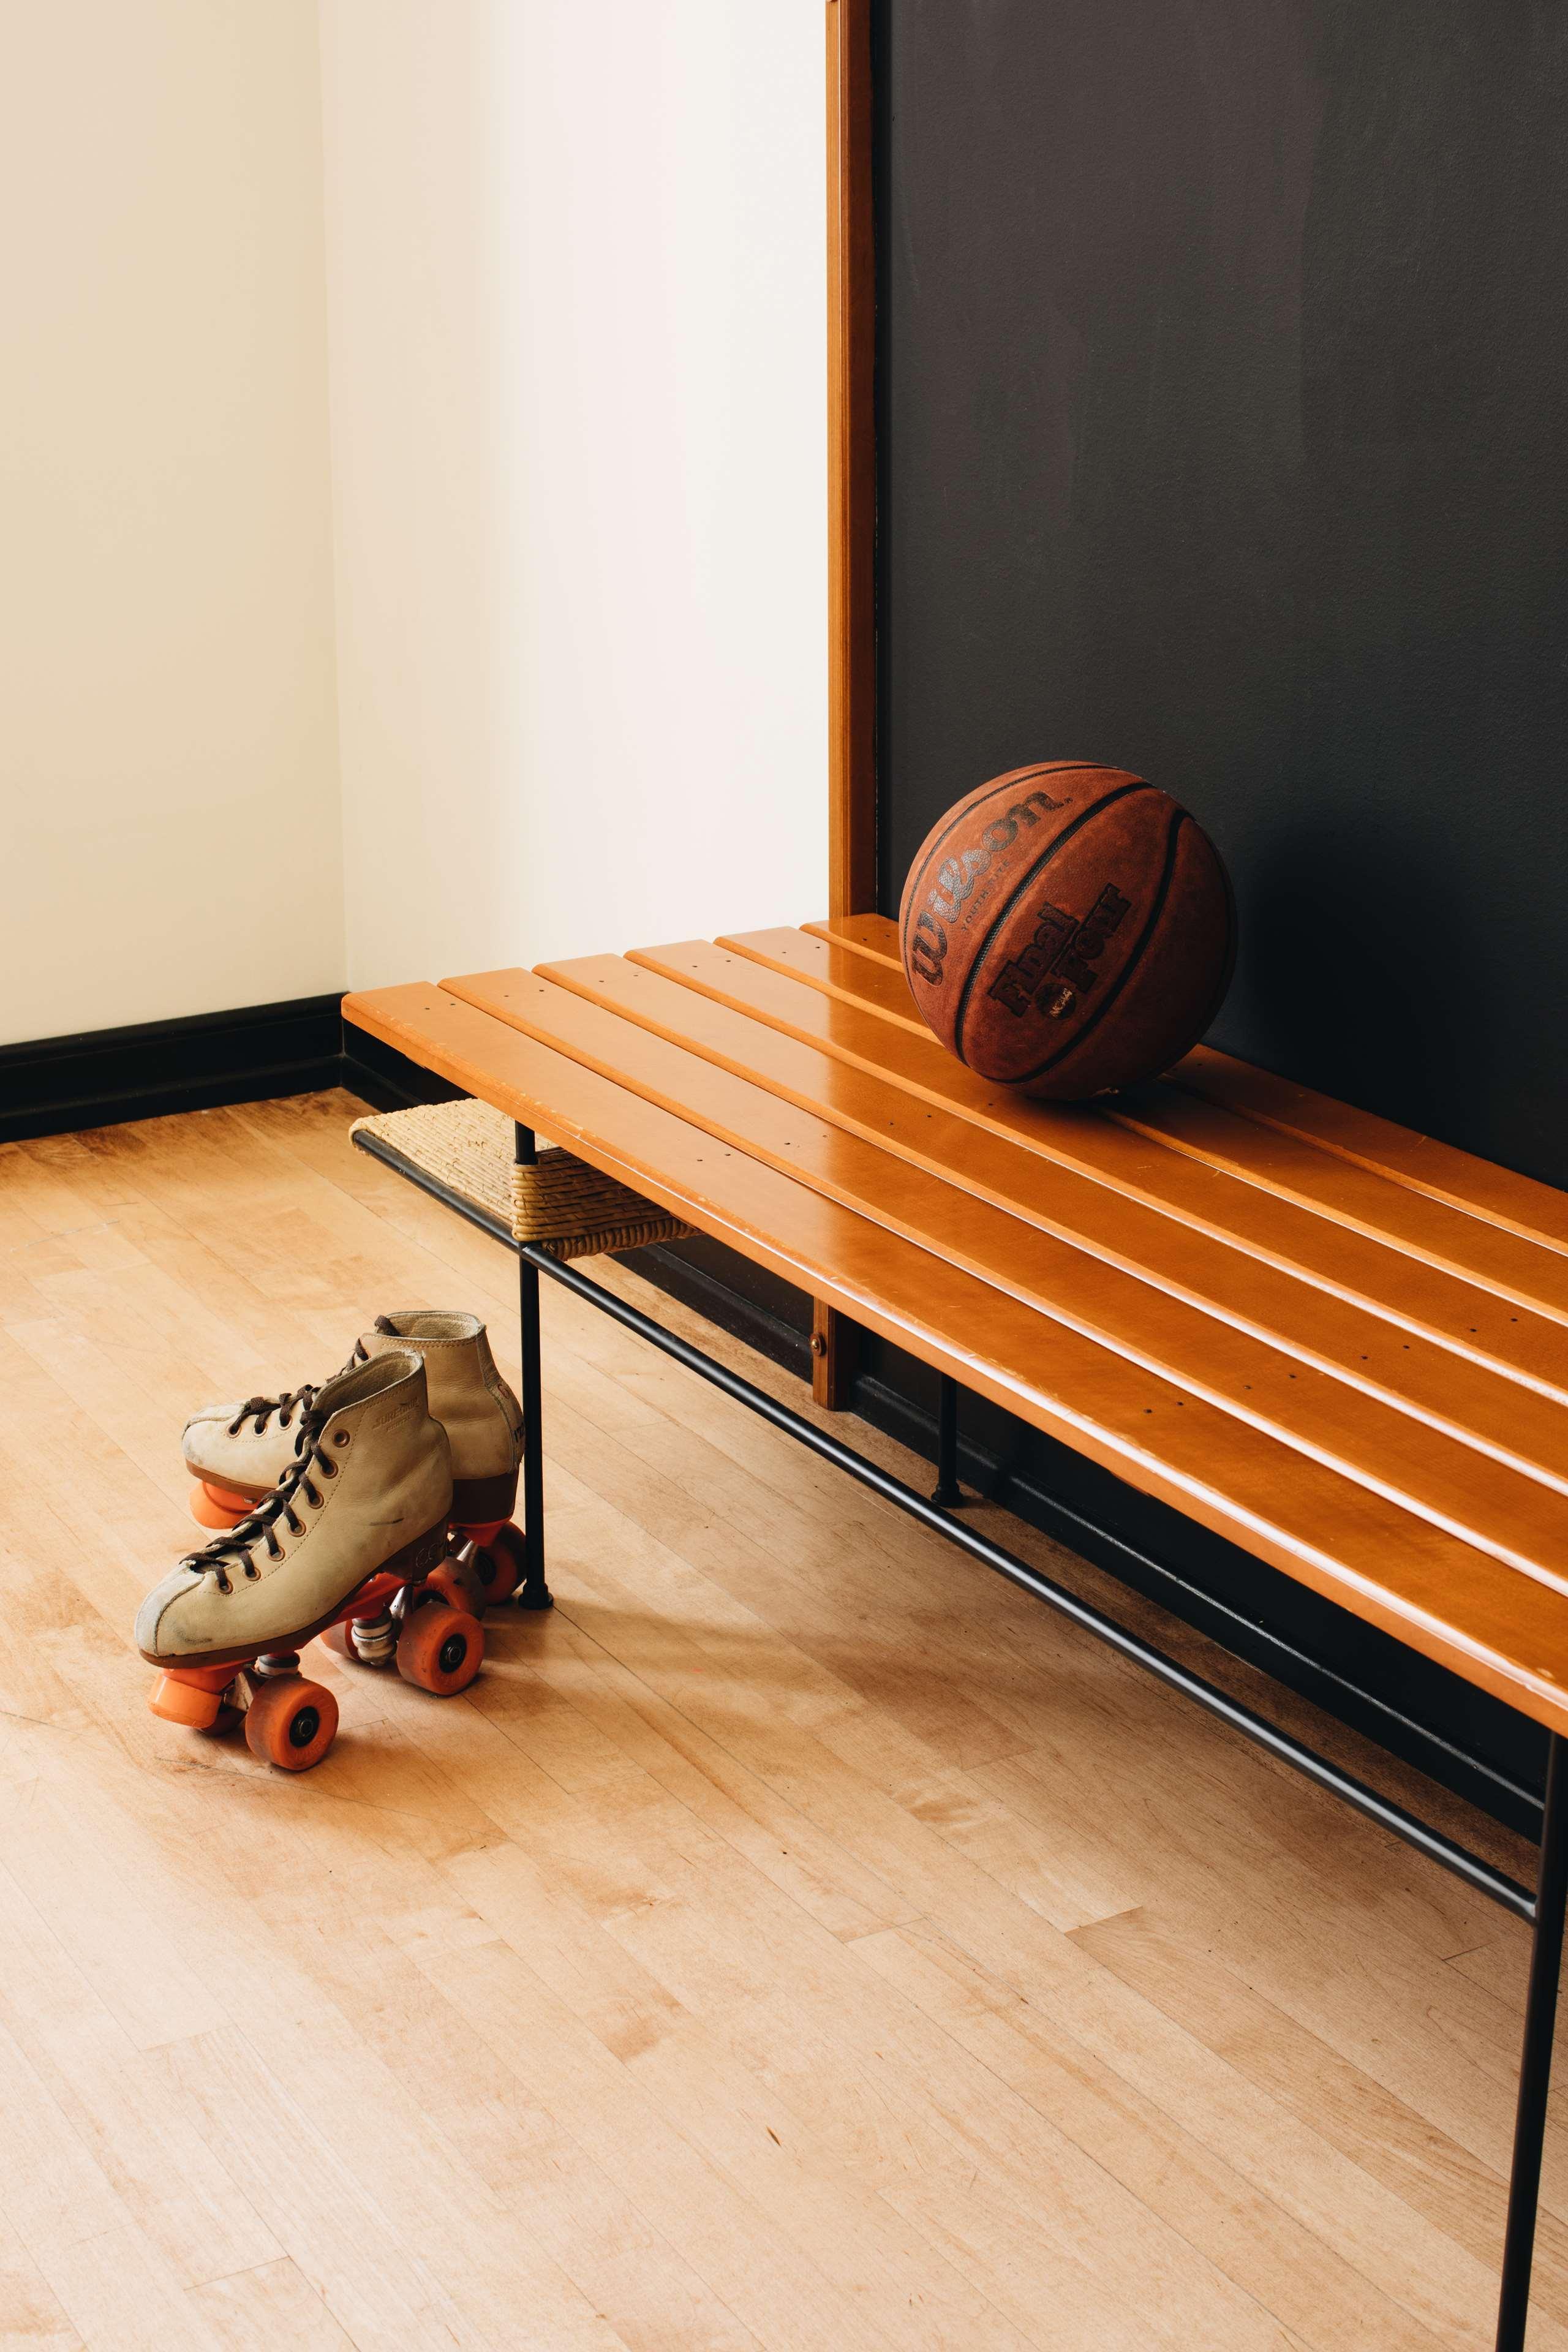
top-left (899, 762), bottom-right (1235, 1098)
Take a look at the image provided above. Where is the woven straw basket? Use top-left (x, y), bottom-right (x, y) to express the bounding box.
top-left (350, 1098), bottom-right (693, 1261)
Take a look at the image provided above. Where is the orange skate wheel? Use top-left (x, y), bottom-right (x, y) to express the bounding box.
top-left (469, 1521), bottom-right (525, 1607)
top-left (396, 1604), bottom-right (484, 1696)
top-left (243, 1676), bottom-right (339, 1771)
top-left (424, 1557), bottom-right (487, 1618)
top-left (189, 1479), bottom-right (252, 1532)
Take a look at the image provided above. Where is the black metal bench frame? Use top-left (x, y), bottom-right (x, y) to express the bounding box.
top-left (355, 1115), bottom-right (1567, 2351)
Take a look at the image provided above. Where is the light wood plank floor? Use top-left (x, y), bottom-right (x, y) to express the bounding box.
top-left (0, 1088), bottom-right (1563, 2351)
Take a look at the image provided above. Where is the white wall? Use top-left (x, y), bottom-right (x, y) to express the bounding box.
top-left (0, 0), bottom-right (342, 1044)
top-left (318, 0), bottom-right (827, 990)
top-left (2, 3), bottom-right (827, 1049)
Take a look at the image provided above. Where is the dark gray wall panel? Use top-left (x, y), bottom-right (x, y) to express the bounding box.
top-left (876, 0), bottom-right (1568, 1181)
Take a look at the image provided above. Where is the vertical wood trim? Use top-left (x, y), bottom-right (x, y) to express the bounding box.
top-left (810, 1298), bottom-right (858, 1410)
top-left (826, 0), bottom-right (876, 920)
top-left (820, 0), bottom-right (876, 1403)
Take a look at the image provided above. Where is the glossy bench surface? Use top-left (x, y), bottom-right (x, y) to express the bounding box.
top-left (344, 916), bottom-right (1568, 1739)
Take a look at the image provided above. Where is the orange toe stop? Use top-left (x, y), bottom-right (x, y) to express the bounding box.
top-left (148, 1672), bottom-right (228, 1730)
top-left (189, 1479), bottom-right (253, 1531)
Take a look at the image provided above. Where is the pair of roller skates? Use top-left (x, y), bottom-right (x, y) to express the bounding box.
top-left (136, 1311), bottom-right (547, 1771)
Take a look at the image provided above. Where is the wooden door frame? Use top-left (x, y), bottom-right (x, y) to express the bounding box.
top-left (817, 0), bottom-right (878, 1408)
top-left (826, 0), bottom-right (876, 923)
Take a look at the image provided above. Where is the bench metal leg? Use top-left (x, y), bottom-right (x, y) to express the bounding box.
top-left (513, 1125), bottom-right (552, 1612)
top-left (930, 1373), bottom-right (965, 1508)
top-left (1496, 1732), bottom-right (1568, 2350)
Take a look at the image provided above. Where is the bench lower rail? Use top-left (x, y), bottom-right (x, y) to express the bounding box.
top-left (353, 1115), bottom-right (1566, 2350)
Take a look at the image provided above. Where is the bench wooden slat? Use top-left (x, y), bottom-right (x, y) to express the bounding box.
top-left (440, 965), bottom-right (1568, 1594)
top-left (1114, 1084), bottom-right (1568, 1321)
top-left (723, 922), bottom-right (928, 1030)
top-left (808, 911), bottom-right (904, 966)
top-left (814, 913), bottom-right (1568, 1261)
top-left (724, 924), bottom-right (1568, 1324)
top-left (342, 976), bottom-right (1568, 1739)
top-left (1172, 1042), bottom-right (1568, 1257)
top-left (495, 952), bottom-right (1568, 1494)
top-left (628, 938), bottom-right (1568, 1403)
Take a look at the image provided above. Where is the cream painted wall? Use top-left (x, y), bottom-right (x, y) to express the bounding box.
top-left (3, 4), bottom-right (827, 1051)
top-left (318, 0), bottom-right (828, 990)
top-left (0, 0), bottom-right (342, 1045)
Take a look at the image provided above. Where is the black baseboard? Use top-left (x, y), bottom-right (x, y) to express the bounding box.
top-left (0, 994), bottom-right (465, 1146)
top-left (0, 995), bottom-right (347, 1145)
top-left (340, 1027), bottom-right (467, 1115)
top-left (622, 1234), bottom-right (815, 1382)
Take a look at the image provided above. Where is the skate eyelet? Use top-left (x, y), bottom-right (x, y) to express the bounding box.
top-left (244, 1564), bottom-right (259, 1579)
top-left (334, 1431), bottom-right (350, 1447)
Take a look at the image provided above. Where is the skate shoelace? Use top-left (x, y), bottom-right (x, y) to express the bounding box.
top-left (224, 1329), bottom-right (386, 1439)
top-left (180, 1414), bottom-right (344, 1596)
top-left (226, 1383), bottom-right (320, 1438)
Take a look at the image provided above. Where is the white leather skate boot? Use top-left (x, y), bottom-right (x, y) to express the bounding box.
top-left (141, 1349), bottom-right (489, 1773)
top-left (140, 1349), bottom-right (453, 1669)
top-left (181, 1313), bottom-right (529, 1606)
top-left (355, 1312), bottom-right (523, 1526)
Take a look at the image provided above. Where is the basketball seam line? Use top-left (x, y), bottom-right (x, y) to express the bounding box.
top-left (899, 763), bottom-right (1095, 961)
top-left (1014, 804), bottom-right (1187, 1085)
top-left (897, 765), bottom-right (1102, 962)
top-left (951, 782), bottom-right (1151, 1066)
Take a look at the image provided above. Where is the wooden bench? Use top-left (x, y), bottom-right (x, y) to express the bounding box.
top-left (346, 914), bottom-right (1568, 2352)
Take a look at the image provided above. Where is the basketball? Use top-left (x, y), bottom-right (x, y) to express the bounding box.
top-left (899, 762), bottom-right (1235, 1098)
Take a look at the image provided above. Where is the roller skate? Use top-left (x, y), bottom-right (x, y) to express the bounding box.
top-left (181, 1311), bottom-right (538, 1613)
top-left (139, 1348), bottom-right (486, 1772)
